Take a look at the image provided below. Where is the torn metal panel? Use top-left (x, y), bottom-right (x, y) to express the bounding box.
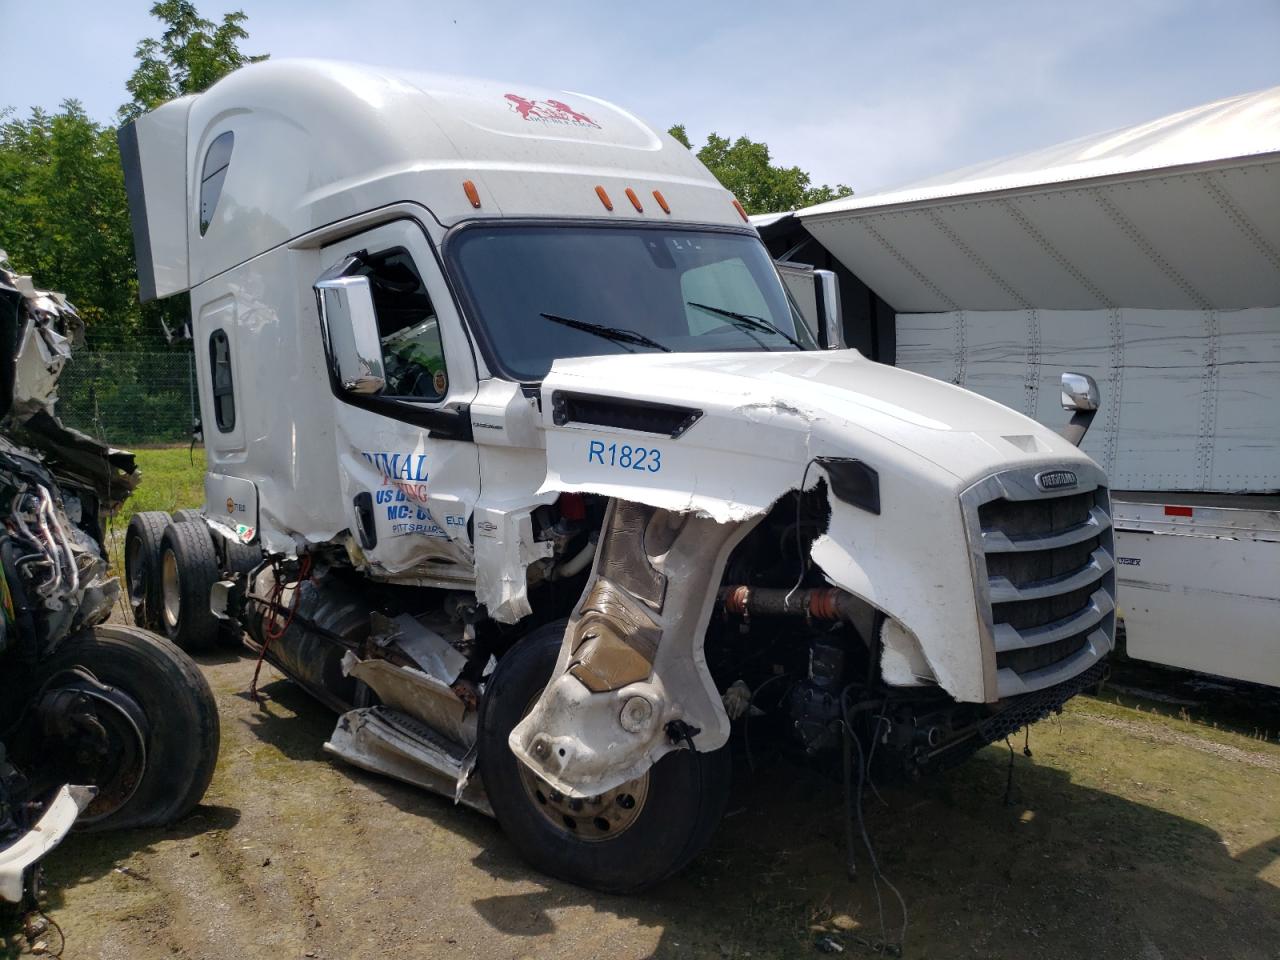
top-left (509, 499), bottom-right (759, 799)
top-left (341, 652), bottom-right (475, 746)
top-left (472, 503), bottom-right (555, 624)
top-left (0, 784), bottom-right (95, 903)
top-left (369, 612), bottom-right (468, 686)
top-left (324, 706), bottom-right (491, 816)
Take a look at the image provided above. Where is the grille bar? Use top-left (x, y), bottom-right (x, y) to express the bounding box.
top-left (960, 462), bottom-right (1116, 701)
top-left (992, 588), bottom-right (1115, 652)
top-left (995, 627), bottom-right (1112, 698)
top-left (988, 548), bottom-right (1114, 603)
top-left (981, 505), bottom-right (1110, 553)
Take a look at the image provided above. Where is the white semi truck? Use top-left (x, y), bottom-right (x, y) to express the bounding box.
top-left (119, 60), bottom-right (1115, 891)
top-left (757, 85), bottom-right (1280, 690)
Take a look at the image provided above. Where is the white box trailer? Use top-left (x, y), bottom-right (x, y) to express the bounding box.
top-left (761, 85), bottom-right (1280, 687)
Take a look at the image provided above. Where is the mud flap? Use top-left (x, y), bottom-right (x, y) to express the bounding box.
top-left (508, 499), bottom-right (758, 799)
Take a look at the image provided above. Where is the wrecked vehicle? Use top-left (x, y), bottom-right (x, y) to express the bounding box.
top-left (0, 254), bottom-right (219, 908)
top-left (118, 61), bottom-right (1115, 891)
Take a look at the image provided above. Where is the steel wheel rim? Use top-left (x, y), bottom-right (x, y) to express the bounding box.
top-left (161, 549), bottom-right (181, 630)
top-left (515, 693), bottom-right (650, 841)
top-left (40, 676), bottom-right (150, 825)
top-left (517, 762), bottom-right (651, 841)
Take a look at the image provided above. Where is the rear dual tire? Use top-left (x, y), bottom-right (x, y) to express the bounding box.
top-left (158, 521), bottom-right (222, 652)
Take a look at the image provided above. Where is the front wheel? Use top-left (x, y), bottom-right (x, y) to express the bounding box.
top-left (477, 620), bottom-right (731, 893)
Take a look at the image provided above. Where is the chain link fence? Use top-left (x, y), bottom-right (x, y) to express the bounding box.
top-left (56, 351), bottom-right (197, 445)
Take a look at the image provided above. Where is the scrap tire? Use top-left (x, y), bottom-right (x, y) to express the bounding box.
top-left (43, 624), bottom-right (220, 832)
top-left (124, 511), bottom-right (171, 630)
top-left (477, 620), bottom-right (731, 893)
top-left (172, 508), bottom-right (205, 526)
top-left (158, 521), bottom-right (221, 652)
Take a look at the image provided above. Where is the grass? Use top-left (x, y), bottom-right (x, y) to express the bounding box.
top-left (105, 446), bottom-right (207, 569)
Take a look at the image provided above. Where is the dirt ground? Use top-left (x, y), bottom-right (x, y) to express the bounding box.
top-left (12, 648), bottom-right (1280, 960)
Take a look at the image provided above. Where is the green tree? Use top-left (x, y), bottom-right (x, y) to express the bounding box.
top-left (121, 1), bottom-right (267, 121)
top-left (0, 102), bottom-right (142, 343)
top-left (668, 124), bottom-right (852, 214)
top-left (0, 2), bottom-right (267, 347)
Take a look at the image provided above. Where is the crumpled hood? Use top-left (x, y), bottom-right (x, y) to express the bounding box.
top-left (540, 349), bottom-right (1093, 521)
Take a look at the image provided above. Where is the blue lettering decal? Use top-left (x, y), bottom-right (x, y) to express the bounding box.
top-left (585, 438), bottom-right (662, 474)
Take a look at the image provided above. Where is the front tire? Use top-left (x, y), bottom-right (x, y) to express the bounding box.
top-left (477, 621), bottom-right (731, 893)
top-left (37, 625), bottom-right (220, 831)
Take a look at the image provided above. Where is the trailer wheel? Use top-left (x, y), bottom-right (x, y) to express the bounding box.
top-left (35, 624), bottom-right (219, 831)
top-left (124, 510), bottom-right (171, 629)
top-left (477, 620), bottom-right (731, 893)
top-left (171, 508), bottom-right (205, 526)
top-left (159, 521), bottom-right (221, 652)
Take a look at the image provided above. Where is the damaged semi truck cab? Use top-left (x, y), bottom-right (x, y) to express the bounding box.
top-left (121, 60), bottom-right (1114, 890)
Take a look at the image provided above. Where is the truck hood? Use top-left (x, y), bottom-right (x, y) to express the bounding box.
top-left (540, 348), bottom-right (1093, 522)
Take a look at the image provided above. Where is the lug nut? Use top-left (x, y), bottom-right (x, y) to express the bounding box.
top-left (532, 738), bottom-right (551, 760)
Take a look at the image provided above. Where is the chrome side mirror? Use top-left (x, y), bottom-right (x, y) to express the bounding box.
top-left (814, 269), bottom-right (844, 350)
top-left (315, 272), bottom-right (385, 396)
top-left (1061, 372), bottom-right (1099, 412)
top-left (1059, 372), bottom-right (1101, 447)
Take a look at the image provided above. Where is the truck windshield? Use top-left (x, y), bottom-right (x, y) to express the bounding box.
top-left (449, 224), bottom-right (815, 381)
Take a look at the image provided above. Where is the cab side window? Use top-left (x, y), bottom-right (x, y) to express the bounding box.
top-left (208, 328), bottom-right (236, 431)
top-left (352, 248), bottom-right (448, 400)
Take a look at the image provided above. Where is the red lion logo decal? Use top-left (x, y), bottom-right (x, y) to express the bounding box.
top-left (504, 94), bottom-right (600, 128)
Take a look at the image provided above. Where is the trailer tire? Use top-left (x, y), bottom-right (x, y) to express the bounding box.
top-left (39, 624), bottom-right (220, 831)
top-left (124, 511), bottom-right (171, 629)
top-left (158, 521), bottom-right (221, 652)
top-left (477, 620), bottom-right (731, 893)
top-left (171, 508), bottom-right (205, 526)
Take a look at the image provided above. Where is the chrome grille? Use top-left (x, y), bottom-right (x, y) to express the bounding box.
top-left (961, 464), bottom-right (1116, 699)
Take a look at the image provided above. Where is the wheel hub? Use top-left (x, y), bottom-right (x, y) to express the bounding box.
top-left (36, 671), bottom-right (149, 824)
top-left (516, 762), bottom-right (650, 841)
top-left (161, 549), bottom-right (181, 630)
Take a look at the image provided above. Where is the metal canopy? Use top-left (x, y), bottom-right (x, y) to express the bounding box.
top-left (796, 86), bottom-right (1280, 312)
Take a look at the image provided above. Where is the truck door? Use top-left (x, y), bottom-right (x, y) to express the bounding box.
top-left (316, 220), bottom-right (480, 585)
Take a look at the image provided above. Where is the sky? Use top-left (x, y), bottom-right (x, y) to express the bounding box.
top-left (2, 0), bottom-right (1278, 195)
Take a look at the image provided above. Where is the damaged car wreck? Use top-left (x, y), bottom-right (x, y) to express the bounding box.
top-left (0, 254), bottom-right (219, 908)
top-left (119, 60), bottom-right (1116, 891)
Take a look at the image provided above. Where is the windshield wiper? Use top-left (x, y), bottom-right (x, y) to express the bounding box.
top-left (539, 312), bottom-right (671, 353)
top-left (686, 301), bottom-right (803, 350)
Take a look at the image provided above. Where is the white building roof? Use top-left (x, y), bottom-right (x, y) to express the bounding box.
top-left (797, 86), bottom-right (1280, 312)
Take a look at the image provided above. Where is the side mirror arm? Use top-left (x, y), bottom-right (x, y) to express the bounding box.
top-left (1058, 372), bottom-right (1100, 447)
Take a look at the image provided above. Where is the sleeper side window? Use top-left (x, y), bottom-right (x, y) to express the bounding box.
top-left (351, 248), bottom-right (449, 401)
top-left (209, 328), bottom-right (236, 431)
top-left (199, 131), bottom-right (234, 236)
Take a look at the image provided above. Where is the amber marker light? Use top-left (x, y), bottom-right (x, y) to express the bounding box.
top-left (652, 190), bottom-right (671, 214)
top-left (595, 185), bottom-right (614, 210)
top-left (463, 180), bottom-right (481, 209)
top-left (625, 187), bottom-right (644, 212)
top-left (732, 198), bottom-right (748, 222)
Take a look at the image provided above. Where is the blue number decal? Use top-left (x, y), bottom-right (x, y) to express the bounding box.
top-left (585, 439), bottom-right (663, 473)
